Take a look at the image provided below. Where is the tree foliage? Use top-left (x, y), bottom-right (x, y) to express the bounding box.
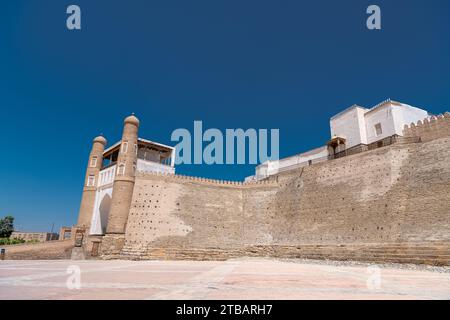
top-left (0, 216), bottom-right (14, 238)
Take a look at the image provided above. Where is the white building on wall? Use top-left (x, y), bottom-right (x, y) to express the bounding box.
top-left (249, 99), bottom-right (429, 181)
top-left (330, 99), bottom-right (428, 149)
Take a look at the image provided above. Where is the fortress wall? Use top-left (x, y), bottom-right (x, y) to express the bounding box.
top-left (250, 147), bottom-right (411, 244)
top-left (403, 112), bottom-right (450, 142)
top-left (116, 136), bottom-right (450, 261)
top-left (261, 137), bottom-right (450, 244)
top-left (395, 137), bottom-right (450, 241)
top-left (123, 174), bottom-right (281, 254)
top-left (240, 185), bottom-right (279, 245)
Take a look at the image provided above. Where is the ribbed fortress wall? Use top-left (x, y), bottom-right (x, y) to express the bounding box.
top-left (121, 135), bottom-right (450, 258)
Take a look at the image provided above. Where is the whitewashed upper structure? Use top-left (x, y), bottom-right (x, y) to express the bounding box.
top-left (249, 99), bottom-right (429, 181)
top-left (90, 137), bottom-right (176, 235)
top-left (330, 99), bottom-right (428, 149)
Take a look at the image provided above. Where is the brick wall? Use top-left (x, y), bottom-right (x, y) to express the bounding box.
top-left (114, 135), bottom-right (450, 259)
top-left (262, 138), bottom-right (450, 244)
top-left (121, 174), bottom-right (277, 255)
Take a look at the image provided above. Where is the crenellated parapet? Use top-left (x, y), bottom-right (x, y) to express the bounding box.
top-left (135, 171), bottom-right (278, 188)
top-left (403, 112), bottom-right (450, 142)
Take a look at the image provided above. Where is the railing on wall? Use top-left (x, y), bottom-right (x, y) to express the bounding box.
top-left (101, 161), bottom-right (117, 170)
top-left (98, 165), bottom-right (116, 187)
top-left (269, 156), bottom-right (329, 175)
top-left (263, 134), bottom-right (421, 177)
top-left (331, 135), bottom-right (421, 160)
top-left (136, 158), bottom-right (175, 174)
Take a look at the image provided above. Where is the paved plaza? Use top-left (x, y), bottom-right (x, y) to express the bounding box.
top-left (0, 258), bottom-right (449, 300)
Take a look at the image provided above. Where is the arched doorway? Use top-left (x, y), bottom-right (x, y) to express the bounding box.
top-left (99, 194), bottom-right (112, 234)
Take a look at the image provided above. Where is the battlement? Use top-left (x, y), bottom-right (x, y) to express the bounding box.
top-left (135, 171), bottom-right (278, 188)
top-left (403, 112), bottom-right (450, 142)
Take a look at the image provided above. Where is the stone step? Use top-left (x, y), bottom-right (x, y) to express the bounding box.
top-left (119, 244), bottom-right (450, 266)
top-left (267, 248), bottom-right (450, 255)
top-left (272, 252), bottom-right (450, 259)
top-left (263, 245), bottom-right (450, 250)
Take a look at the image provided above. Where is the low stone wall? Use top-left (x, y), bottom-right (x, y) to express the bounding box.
top-left (1, 239), bottom-right (75, 260)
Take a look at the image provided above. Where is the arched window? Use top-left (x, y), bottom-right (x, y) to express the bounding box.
top-left (121, 142), bottom-right (128, 153)
top-left (90, 156), bottom-right (98, 167)
top-left (134, 144), bottom-right (138, 156)
top-left (118, 163), bottom-right (126, 175)
top-left (87, 175), bottom-right (95, 187)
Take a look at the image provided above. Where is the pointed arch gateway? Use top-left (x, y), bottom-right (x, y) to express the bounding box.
top-left (99, 193), bottom-right (112, 234)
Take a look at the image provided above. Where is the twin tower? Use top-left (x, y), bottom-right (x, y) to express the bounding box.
top-left (77, 114), bottom-right (140, 237)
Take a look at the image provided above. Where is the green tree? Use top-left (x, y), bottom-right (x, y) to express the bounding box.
top-left (0, 216), bottom-right (14, 238)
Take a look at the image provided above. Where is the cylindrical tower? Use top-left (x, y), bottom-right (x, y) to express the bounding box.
top-left (77, 135), bottom-right (107, 228)
top-left (106, 114), bottom-right (139, 234)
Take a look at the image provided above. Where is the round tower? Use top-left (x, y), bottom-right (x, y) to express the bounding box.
top-left (77, 135), bottom-right (107, 228)
top-left (106, 114), bottom-right (139, 234)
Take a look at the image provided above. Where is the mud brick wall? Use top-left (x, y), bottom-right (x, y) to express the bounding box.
top-left (403, 112), bottom-right (450, 142)
top-left (264, 137), bottom-right (450, 244)
top-left (123, 175), bottom-right (277, 252)
top-left (120, 136), bottom-right (450, 255)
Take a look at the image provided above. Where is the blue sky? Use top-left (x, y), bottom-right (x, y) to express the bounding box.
top-left (1, 0), bottom-right (450, 231)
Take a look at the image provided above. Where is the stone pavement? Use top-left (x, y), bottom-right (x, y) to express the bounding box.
top-left (0, 258), bottom-right (449, 299)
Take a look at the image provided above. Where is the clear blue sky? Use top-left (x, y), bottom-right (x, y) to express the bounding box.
top-left (1, 0), bottom-right (449, 231)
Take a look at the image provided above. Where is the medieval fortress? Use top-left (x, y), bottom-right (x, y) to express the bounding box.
top-left (73, 99), bottom-right (450, 265)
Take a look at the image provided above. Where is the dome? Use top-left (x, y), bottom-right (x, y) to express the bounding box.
top-left (93, 135), bottom-right (107, 145)
top-left (124, 114), bottom-right (140, 126)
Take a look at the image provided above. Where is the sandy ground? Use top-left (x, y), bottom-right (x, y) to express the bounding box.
top-left (0, 258), bottom-right (449, 300)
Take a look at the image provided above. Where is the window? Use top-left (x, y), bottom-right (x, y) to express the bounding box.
top-left (87, 175), bottom-right (95, 187)
top-left (118, 163), bottom-right (126, 175)
top-left (121, 142), bottom-right (128, 153)
top-left (374, 123), bottom-right (383, 136)
top-left (90, 156), bottom-right (98, 167)
top-left (134, 144), bottom-right (138, 156)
